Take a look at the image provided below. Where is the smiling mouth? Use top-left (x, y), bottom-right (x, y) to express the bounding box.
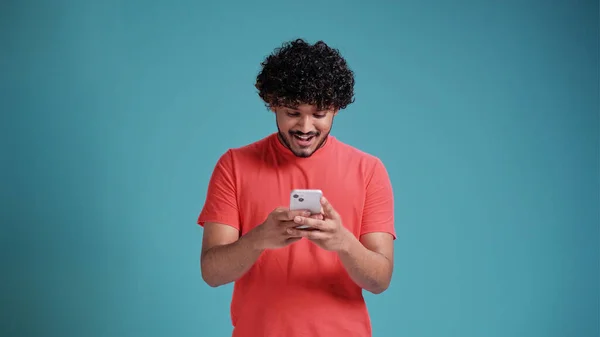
top-left (294, 134), bottom-right (314, 141)
top-left (292, 134), bottom-right (316, 147)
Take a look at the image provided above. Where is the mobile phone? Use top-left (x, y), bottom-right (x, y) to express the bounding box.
top-left (290, 189), bottom-right (323, 229)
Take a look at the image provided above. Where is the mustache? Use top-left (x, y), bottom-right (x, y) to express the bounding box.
top-left (289, 130), bottom-right (319, 137)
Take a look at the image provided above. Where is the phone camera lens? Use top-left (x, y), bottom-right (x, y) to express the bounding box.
top-left (298, 198), bottom-right (304, 202)
top-left (293, 194), bottom-right (299, 198)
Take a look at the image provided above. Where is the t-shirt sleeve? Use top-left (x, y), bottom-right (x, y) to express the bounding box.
top-left (360, 158), bottom-right (396, 239)
top-left (197, 150), bottom-right (240, 230)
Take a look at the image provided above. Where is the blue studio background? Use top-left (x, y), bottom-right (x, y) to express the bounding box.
top-left (1, 1), bottom-right (598, 337)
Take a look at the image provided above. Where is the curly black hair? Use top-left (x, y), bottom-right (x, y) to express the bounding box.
top-left (255, 39), bottom-right (355, 110)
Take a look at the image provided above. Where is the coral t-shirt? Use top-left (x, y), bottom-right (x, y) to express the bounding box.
top-left (198, 133), bottom-right (396, 337)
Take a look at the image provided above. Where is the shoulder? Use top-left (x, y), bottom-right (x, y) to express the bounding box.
top-left (331, 136), bottom-right (387, 176)
top-left (226, 134), bottom-right (273, 163)
top-left (212, 134), bottom-right (274, 169)
top-left (230, 134), bottom-right (273, 155)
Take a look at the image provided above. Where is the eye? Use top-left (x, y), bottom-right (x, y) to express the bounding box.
top-left (314, 114), bottom-right (326, 119)
top-left (287, 112), bottom-right (300, 117)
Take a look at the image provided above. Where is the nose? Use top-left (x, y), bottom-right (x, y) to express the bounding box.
top-left (296, 116), bottom-right (314, 133)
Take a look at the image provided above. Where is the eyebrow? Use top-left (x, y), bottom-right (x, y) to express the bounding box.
top-left (284, 107), bottom-right (328, 113)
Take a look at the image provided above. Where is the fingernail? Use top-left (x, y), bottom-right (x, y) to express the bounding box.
top-left (294, 216), bottom-right (302, 223)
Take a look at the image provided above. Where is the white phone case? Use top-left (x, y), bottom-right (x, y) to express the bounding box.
top-left (290, 189), bottom-right (323, 229)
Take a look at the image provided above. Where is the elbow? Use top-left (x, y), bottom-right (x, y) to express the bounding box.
top-left (201, 270), bottom-right (219, 288)
top-left (368, 283), bottom-right (390, 295)
top-left (201, 269), bottom-right (222, 288)
top-left (204, 279), bottom-right (221, 288)
top-left (200, 259), bottom-right (221, 288)
top-left (367, 275), bottom-right (392, 295)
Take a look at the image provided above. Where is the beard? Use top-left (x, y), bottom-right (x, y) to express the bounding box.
top-left (276, 126), bottom-right (331, 158)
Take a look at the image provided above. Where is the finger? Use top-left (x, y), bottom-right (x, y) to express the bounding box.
top-left (293, 215), bottom-right (327, 230)
top-left (281, 220), bottom-right (304, 228)
top-left (271, 207), bottom-right (287, 219)
top-left (286, 228), bottom-right (328, 240)
top-left (285, 237), bottom-right (302, 244)
top-left (277, 209), bottom-right (311, 221)
top-left (321, 196), bottom-right (339, 220)
top-left (310, 213), bottom-right (324, 220)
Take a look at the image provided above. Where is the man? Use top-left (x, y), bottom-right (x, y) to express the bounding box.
top-left (198, 38), bottom-right (396, 337)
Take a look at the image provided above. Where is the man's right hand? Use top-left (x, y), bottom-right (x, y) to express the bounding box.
top-left (248, 207), bottom-right (322, 250)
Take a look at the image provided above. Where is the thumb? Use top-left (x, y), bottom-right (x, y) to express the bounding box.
top-left (321, 196), bottom-right (339, 220)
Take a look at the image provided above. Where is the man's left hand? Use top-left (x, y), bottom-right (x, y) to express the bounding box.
top-left (287, 196), bottom-right (353, 252)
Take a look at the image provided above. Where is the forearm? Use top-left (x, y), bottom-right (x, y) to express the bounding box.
top-left (337, 234), bottom-right (393, 294)
top-left (201, 232), bottom-right (263, 287)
